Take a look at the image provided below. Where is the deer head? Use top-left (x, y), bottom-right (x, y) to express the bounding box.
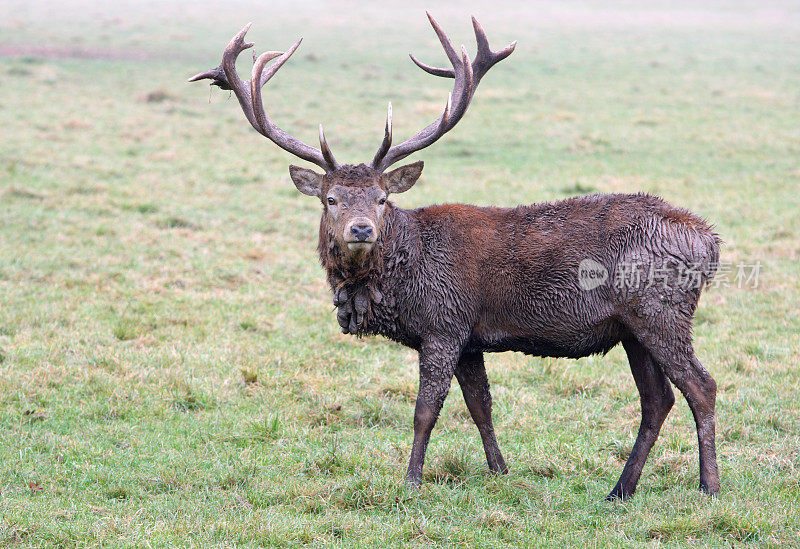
top-left (190, 13), bottom-right (515, 259)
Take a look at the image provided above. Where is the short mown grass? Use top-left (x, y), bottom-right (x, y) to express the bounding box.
top-left (1, 0), bottom-right (799, 546)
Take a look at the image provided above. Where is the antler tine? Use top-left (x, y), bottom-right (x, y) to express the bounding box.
top-left (318, 124), bottom-right (339, 170)
top-left (221, 24), bottom-right (259, 128)
top-left (470, 16), bottom-right (516, 81)
top-left (370, 103), bottom-right (393, 168)
top-left (407, 15), bottom-right (516, 85)
top-left (408, 54), bottom-right (453, 78)
top-left (249, 44), bottom-right (291, 132)
top-left (371, 13), bottom-right (494, 172)
top-left (250, 51), bottom-right (283, 134)
top-left (189, 24), bottom-right (257, 123)
top-left (442, 92), bottom-right (452, 129)
top-left (427, 11), bottom-right (463, 71)
top-left (252, 38), bottom-right (302, 89)
top-left (188, 66), bottom-right (228, 87)
top-left (190, 24), bottom-right (338, 173)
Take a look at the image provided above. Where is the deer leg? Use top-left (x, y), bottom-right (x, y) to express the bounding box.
top-left (635, 330), bottom-right (720, 495)
top-left (406, 343), bottom-right (460, 486)
top-left (665, 353), bottom-right (719, 495)
top-left (607, 338), bottom-right (674, 500)
top-left (454, 351), bottom-right (507, 474)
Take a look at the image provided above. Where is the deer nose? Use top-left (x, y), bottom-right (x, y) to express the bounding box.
top-left (350, 224), bottom-right (373, 242)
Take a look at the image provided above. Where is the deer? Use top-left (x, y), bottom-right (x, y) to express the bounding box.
top-left (190, 13), bottom-right (721, 500)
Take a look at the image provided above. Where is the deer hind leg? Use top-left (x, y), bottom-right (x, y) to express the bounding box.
top-left (607, 338), bottom-right (674, 500)
top-left (454, 351), bottom-right (508, 474)
top-left (633, 326), bottom-right (720, 496)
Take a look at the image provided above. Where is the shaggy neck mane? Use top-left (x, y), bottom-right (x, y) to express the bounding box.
top-left (318, 206), bottom-right (411, 337)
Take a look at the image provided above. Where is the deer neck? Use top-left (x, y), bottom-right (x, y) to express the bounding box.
top-left (318, 205), bottom-right (418, 338)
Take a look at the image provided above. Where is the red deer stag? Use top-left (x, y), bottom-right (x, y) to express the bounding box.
top-left (190, 14), bottom-right (721, 499)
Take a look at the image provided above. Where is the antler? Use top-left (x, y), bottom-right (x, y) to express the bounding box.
top-left (370, 13), bottom-right (516, 173)
top-left (189, 24), bottom-right (339, 173)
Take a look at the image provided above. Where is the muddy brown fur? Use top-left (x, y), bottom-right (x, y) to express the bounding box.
top-left (293, 162), bottom-right (721, 500)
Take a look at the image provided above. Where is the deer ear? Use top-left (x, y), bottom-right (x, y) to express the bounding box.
top-left (384, 161), bottom-right (423, 194)
top-left (289, 165), bottom-right (324, 196)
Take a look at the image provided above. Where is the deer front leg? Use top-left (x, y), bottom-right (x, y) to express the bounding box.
top-left (406, 342), bottom-right (460, 486)
top-left (455, 351), bottom-right (507, 474)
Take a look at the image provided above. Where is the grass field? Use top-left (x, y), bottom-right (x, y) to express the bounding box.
top-left (1, 0), bottom-right (799, 546)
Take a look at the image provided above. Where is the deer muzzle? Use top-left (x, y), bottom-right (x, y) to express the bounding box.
top-left (345, 217), bottom-right (377, 252)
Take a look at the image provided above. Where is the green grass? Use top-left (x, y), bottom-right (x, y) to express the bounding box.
top-left (1, 0), bottom-right (799, 546)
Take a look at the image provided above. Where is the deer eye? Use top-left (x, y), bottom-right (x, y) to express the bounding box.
top-left (327, 197), bottom-right (336, 205)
